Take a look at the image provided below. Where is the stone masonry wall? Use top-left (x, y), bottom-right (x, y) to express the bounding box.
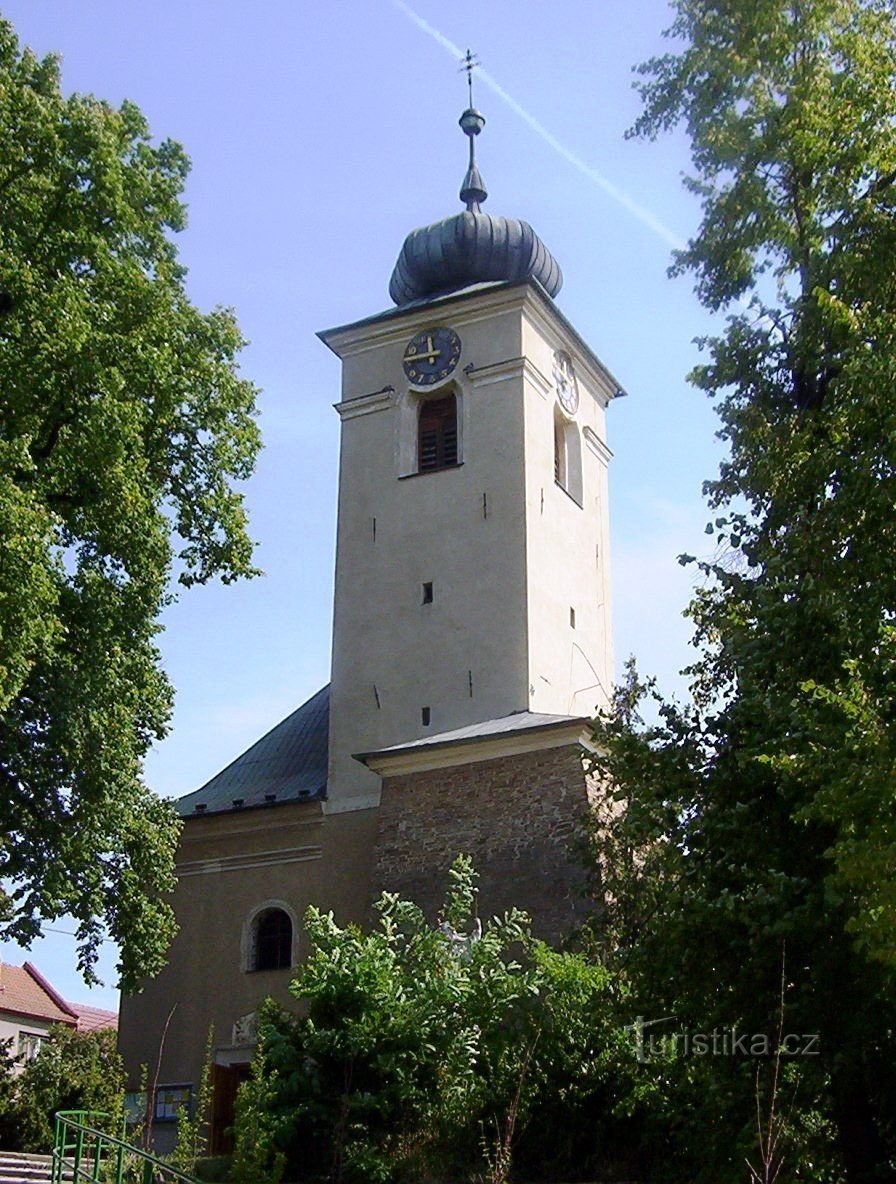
top-left (372, 743), bottom-right (594, 942)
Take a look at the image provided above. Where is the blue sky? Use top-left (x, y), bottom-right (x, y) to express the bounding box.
top-left (2, 0), bottom-right (725, 1010)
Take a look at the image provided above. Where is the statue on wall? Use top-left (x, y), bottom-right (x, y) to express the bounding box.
top-left (232, 1011), bottom-right (257, 1047)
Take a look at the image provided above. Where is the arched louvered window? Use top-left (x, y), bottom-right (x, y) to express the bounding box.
top-left (554, 416), bottom-right (566, 487)
top-left (418, 395), bottom-right (458, 472)
top-left (252, 908), bottom-right (292, 971)
top-left (554, 410), bottom-right (583, 506)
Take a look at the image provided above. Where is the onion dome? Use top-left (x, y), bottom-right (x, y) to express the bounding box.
top-left (388, 104), bottom-right (563, 306)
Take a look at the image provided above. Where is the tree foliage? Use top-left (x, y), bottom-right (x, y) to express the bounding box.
top-left (171, 1026), bottom-right (215, 1175)
top-left (0, 19), bottom-right (260, 988)
top-left (0, 1039), bottom-right (22, 1150)
top-left (235, 859), bottom-right (651, 1184)
top-left (9, 1024), bottom-right (124, 1152)
top-left (591, 2), bottom-right (896, 1180)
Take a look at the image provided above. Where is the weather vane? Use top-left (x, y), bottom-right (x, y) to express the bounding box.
top-left (459, 48), bottom-right (481, 109)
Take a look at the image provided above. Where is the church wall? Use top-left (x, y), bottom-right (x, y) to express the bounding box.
top-left (118, 800), bottom-right (379, 1149)
top-left (371, 743), bottom-right (594, 942)
top-left (327, 295), bottom-right (534, 812)
top-left (521, 307), bottom-right (615, 721)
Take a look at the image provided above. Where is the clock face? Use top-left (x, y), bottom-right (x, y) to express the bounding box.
top-left (553, 350), bottom-right (579, 416)
top-left (403, 327), bottom-right (462, 386)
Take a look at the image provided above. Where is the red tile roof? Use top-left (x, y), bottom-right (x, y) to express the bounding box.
top-left (68, 1003), bottom-right (118, 1033)
top-left (0, 963), bottom-right (76, 1026)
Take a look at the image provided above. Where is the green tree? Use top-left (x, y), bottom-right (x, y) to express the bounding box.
top-left (0, 19), bottom-right (260, 988)
top-left (15, 1024), bottom-right (125, 1152)
top-left (0, 1039), bottom-right (24, 1150)
top-left (592, 2), bottom-right (896, 1180)
top-left (234, 859), bottom-right (645, 1184)
top-left (171, 1026), bottom-right (214, 1175)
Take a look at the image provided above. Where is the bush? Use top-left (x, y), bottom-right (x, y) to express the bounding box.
top-left (195, 1156), bottom-right (234, 1182)
top-left (15, 1025), bottom-right (124, 1152)
top-left (234, 858), bottom-right (650, 1184)
top-left (0, 1039), bottom-right (23, 1149)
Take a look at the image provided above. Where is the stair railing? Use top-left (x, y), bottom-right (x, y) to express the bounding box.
top-left (52, 1111), bottom-right (199, 1184)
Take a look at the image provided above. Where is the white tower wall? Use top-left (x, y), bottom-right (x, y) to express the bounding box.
top-left (320, 282), bottom-right (618, 812)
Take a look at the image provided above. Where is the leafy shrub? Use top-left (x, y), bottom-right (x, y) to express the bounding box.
top-left (15, 1025), bottom-right (124, 1152)
top-left (234, 858), bottom-right (650, 1184)
top-left (194, 1155), bottom-right (235, 1182)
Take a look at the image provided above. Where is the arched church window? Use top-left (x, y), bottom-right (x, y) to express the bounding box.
top-left (251, 907), bottom-right (292, 972)
top-left (418, 395), bottom-right (458, 472)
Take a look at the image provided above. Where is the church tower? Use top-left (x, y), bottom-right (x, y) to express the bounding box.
top-left (321, 99), bottom-right (620, 823)
top-left (118, 84), bottom-right (624, 1156)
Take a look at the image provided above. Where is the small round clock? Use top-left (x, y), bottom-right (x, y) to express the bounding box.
top-left (553, 350), bottom-right (579, 416)
top-left (403, 327), bottom-right (462, 386)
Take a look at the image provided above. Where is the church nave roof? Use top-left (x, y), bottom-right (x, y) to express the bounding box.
top-left (177, 684), bottom-right (329, 817)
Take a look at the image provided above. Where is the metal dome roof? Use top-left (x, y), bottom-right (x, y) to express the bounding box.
top-left (389, 210), bottom-right (562, 306)
top-left (388, 102), bottom-right (562, 307)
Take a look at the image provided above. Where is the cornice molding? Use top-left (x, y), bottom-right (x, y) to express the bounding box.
top-left (334, 389), bottom-right (394, 420)
top-left (319, 282), bottom-right (535, 359)
top-left (522, 297), bottom-right (619, 408)
top-left (177, 844), bottom-right (322, 878)
top-left (583, 425), bottom-right (613, 464)
top-left (465, 354), bottom-right (553, 398)
top-left (321, 792), bottom-right (381, 815)
top-left (181, 806), bottom-right (324, 838)
top-left (362, 723), bottom-right (594, 778)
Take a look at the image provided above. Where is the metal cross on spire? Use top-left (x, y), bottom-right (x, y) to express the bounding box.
top-left (459, 48), bottom-right (481, 109)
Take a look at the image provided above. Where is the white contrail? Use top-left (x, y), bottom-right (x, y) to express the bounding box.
top-left (385, 0), bottom-right (686, 251)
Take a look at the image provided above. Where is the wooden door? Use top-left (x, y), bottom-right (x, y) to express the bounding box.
top-left (210, 1063), bottom-right (252, 1154)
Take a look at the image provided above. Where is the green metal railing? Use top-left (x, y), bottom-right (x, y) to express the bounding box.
top-left (52, 1111), bottom-right (199, 1184)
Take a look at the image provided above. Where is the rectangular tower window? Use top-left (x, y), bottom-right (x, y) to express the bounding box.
top-left (554, 412), bottom-right (584, 505)
top-left (422, 581), bottom-right (433, 604)
top-left (570, 606), bottom-right (576, 629)
top-left (421, 706), bottom-right (431, 726)
top-left (418, 395), bottom-right (458, 472)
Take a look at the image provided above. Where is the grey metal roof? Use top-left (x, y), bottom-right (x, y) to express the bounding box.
top-left (356, 710), bottom-right (587, 763)
top-left (389, 211), bottom-right (562, 307)
top-left (178, 685), bottom-right (329, 817)
top-left (388, 102), bottom-right (562, 307)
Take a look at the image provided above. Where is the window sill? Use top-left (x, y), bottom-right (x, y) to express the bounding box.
top-left (554, 479), bottom-right (583, 508)
top-left (398, 462), bottom-right (464, 481)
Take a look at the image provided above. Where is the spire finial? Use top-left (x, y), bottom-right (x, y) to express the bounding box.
top-left (461, 48), bottom-right (478, 108)
top-left (458, 50), bottom-right (487, 212)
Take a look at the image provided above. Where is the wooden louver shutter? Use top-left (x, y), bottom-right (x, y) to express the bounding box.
top-left (418, 396), bottom-right (458, 471)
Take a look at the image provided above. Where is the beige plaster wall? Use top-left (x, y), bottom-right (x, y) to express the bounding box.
top-left (521, 302), bottom-right (614, 719)
top-left (118, 800), bottom-right (379, 1107)
top-left (326, 291), bottom-right (532, 812)
top-left (325, 282), bottom-right (617, 813)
